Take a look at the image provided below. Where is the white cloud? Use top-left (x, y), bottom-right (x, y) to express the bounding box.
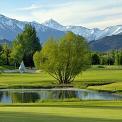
top-left (29, 2), bottom-right (122, 28)
top-left (6, 0), bottom-right (122, 29)
top-left (17, 4), bottom-right (42, 11)
top-left (30, 2), bottom-right (91, 24)
top-left (83, 18), bottom-right (122, 29)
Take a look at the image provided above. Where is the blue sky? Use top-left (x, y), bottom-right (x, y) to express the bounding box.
top-left (0, 0), bottom-right (122, 29)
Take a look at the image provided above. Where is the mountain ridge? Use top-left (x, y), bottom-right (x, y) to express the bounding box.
top-left (0, 14), bottom-right (122, 42)
top-left (42, 19), bottom-right (122, 41)
top-left (89, 34), bottom-right (122, 52)
top-left (0, 14), bottom-right (65, 42)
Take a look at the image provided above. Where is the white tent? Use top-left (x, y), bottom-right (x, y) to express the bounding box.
top-left (19, 61), bottom-right (26, 73)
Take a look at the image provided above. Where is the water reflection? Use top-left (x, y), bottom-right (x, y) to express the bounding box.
top-left (49, 90), bottom-right (76, 99)
top-left (0, 89), bottom-right (121, 103)
top-left (10, 92), bottom-right (40, 103)
top-left (0, 92), bottom-right (3, 101)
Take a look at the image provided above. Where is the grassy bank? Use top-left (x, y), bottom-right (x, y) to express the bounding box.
top-left (88, 82), bottom-right (122, 95)
top-left (0, 101), bottom-right (122, 122)
top-left (0, 72), bottom-right (56, 88)
top-left (0, 68), bottom-right (122, 90)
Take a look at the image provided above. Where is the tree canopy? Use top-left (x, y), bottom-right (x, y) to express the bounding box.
top-left (34, 32), bottom-right (90, 84)
top-left (11, 24), bottom-right (41, 67)
top-left (0, 43), bottom-right (10, 65)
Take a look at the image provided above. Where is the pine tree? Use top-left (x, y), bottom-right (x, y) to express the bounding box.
top-left (11, 24), bottom-right (41, 67)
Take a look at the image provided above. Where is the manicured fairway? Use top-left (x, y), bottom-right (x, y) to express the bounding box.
top-left (0, 101), bottom-right (122, 122)
top-left (0, 70), bottom-right (122, 84)
top-left (88, 82), bottom-right (122, 91)
top-left (0, 69), bottom-right (122, 89)
top-left (0, 67), bottom-right (122, 122)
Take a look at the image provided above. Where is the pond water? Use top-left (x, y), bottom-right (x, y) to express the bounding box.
top-left (0, 88), bottom-right (122, 103)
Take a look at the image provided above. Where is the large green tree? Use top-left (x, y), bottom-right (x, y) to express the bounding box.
top-left (35, 32), bottom-right (90, 84)
top-left (10, 43), bottom-right (24, 67)
top-left (33, 51), bottom-right (41, 69)
top-left (11, 24), bottom-right (41, 67)
top-left (0, 43), bottom-right (11, 65)
top-left (91, 53), bottom-right (100, 65)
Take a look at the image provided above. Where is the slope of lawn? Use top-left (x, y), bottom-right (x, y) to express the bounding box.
top-left (88, 82), bottom-right (122, 92)
top-left (0, 66), bottom-right (122, 122)
top-left (0, 101), bottom-right (122, 122)
top-left (0, 68), bottom-right (122, 89)
top-left (76, 69), bottom-right (122, 82)
top-left (0, 72), bottom-right (56, 88)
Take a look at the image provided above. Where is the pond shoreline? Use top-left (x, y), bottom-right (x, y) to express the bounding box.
top-left (0, 87), bottom-right (122, 104)
top-left (0, 84), bottom-right (121, 96)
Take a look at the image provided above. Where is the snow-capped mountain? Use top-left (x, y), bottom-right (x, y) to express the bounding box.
top-left (42, 19), bottom-right (101, 41)
top-left (0, 14), bottom-right (122, 42)
top-left (42, 19), bottom-right (122, 41)
top-left (42, 19), bottom-right (65, 31)
top-left (0, 15), bottom-right (65, 42)
top-left (95, 25), bottom-right (122, 40)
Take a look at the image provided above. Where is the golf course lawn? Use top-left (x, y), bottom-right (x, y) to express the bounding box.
top-left (0, 101), bottom-right (122, 122)
top-left (88, 82), bottom-right (122, 91)
top-left (0, 68), bottom-right (122, 91)
top-left (0, 67), bottom-right (122, 122)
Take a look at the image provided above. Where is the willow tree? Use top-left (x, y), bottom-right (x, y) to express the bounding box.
top-left (38, 32), bottom-right (90, 84)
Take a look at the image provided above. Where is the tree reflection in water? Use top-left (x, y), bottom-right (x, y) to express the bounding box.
top-left (49, 90), bottom-right (77, 99)
top-left (10, 92), bottom-right (40, 103)
top-left (0, 92), bottom-right (3, 101)
top-left (0, 89), bottom-right (121, 103)
top-left (0, 90), bottom-right (79, 103)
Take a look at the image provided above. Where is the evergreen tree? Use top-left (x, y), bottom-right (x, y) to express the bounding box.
top-left (119, 50), bottom-right (122, 65)
top-left (91, 53), bottom-right (100, 65)
top-left (115, 50), bottom-right (120, 65)
top-left (11, 24), bottom-right (41, 67)
top-left (1, 44), bottom-right (10, 65)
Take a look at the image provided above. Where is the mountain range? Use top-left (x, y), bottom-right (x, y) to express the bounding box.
top-left (0, 15), bottom-right (65, 43)
top-left (0, 14), bottom-right (122, 51)
top-left (90, 34), bottom-right (122, 52)
top-left (43, 19), bottom-right (122, 42)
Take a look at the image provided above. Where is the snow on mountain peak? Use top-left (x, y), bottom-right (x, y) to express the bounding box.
top-left (0, 14), bottom-right (8, 19)
top-left (42, 19), bottom-right (64, 30)
top-left (42, 19), bottom-right (122, 41)
top-left (0, 14), bottom-right (122, 42)
top-left (43, 19), bottom-right (62, 25)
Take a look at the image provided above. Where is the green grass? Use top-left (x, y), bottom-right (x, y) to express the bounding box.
top-left (91, 65), bottom-right (122, 70)
top-left (88, 82), bottom-right (122, 92)
top-left (76, 69), bottom-right (122, 82)
top-left (0, 69), bottom-right (122, 89)
top-left (0, 66), bottom-right (122, 121)
top-left (0, 65), bottom-right (15, 70)
top-left (0, 66), bottom-right (122, 93)
top-left (0, 72), bottom-right (56, 88)
top-left (0, 101), bottom-right (122, 122)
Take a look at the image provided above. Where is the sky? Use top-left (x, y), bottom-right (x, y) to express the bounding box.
top-left (0, 0), bottom-right (122, 29)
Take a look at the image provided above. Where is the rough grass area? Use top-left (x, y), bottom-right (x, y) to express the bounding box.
top-left (0, 101), bottom-right (122, 122)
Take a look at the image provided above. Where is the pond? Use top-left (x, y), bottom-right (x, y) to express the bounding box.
top-left (0, 88), bottom-right (122, 103)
